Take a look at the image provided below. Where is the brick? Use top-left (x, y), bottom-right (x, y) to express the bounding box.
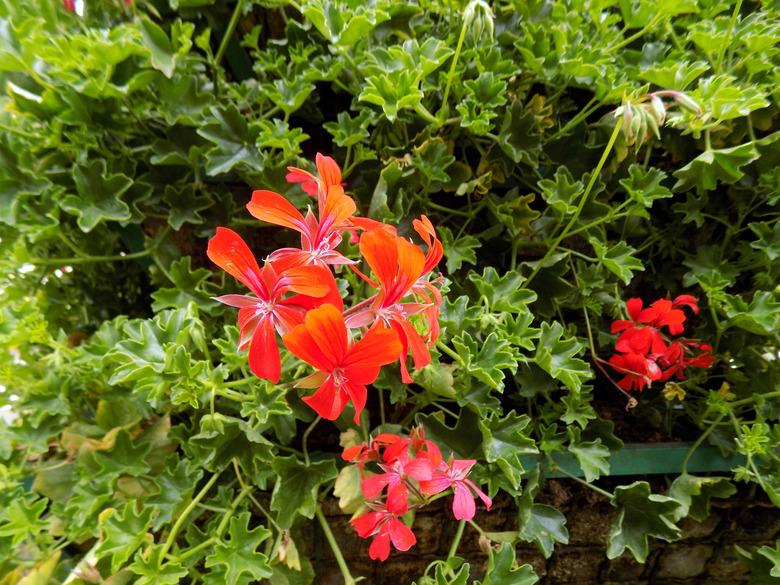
top-left (679, 512), bottom-right (722, 541)
top-left (655, 544), bottom-right (713, 579)
top-left (567, 504), bottom-right (613, 546)
top-left (599, 550), bottom-right (646, 581)
top-left (706, 545), bottom-right (750, 580)
top-left (548, 548), bottom-right (602, 583)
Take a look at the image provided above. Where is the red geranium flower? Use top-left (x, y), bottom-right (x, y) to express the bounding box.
top-left (607, 351), bottom-right (662, 392)
top-left (361, 449), bottom-right (436, 514)
top-left (206, 227), bottom-right (334, 382)
top-left (282, 304), bottom-right (402, 423)
top-left (351, 507), bottom-right (416, 561)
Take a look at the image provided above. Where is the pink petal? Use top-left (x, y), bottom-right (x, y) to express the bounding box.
top-left (387, 518), bottom-right (416, 552)
top-left (361, 473), bottom-right (392, 499)
top-left (368, 532), bottom-right (391, 561)
top-left (452, 482), bottom-right (476, 521)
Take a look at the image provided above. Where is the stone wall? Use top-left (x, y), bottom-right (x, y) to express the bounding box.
top-left (307, 476), bottom-right (780, 584)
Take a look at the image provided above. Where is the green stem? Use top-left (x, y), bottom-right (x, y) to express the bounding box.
top-left (553, 466), bottom-right (613, 499)
top-left (681, 413), bottom-right (724, 474)
top-left (214, 0), bottom-right (244, 68)
top-left (215, 485), bottom-right (253, 538)
top-left (302, 416), bottom-right (321, 466)
top-left (526, 117), bottom-right (623, 286)
top-left (175, 537), bottom-right (217, 562)
top-left (447, 520), bottom-right (466, 562)
top-left (159, 471), bottom-right (220, 566)
top-left (731, 390), bottom-right (780, 408)
top-left (438, 13), bottom-right (469, 120)
top-left (315, 507), bottom-right (357, 585)
top-left (436, 341), bottom-right (463, 364)
top-left (545, 97), bottom-right (601, 143)
top-left (715, 0), bottom-right (742, 72)
top-left (607, 13), bottom-right (663, 54)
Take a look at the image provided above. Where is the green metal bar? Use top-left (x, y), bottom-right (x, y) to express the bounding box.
top-left (521, 443), bottom-right (745, 479)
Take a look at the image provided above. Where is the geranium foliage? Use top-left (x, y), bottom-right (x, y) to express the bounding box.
top-left (0, 0), bottom-right (778, 583)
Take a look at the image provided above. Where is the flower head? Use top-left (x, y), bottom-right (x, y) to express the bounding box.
top-left (419, 458), bottom-right (492, 521)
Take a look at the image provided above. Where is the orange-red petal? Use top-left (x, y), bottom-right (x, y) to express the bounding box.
top-left (246, 190), bottom-right (307, 233)
top-left (248, 318), bottom-right (281, 383)
top-left (207, 227), bottom-right (265, 296)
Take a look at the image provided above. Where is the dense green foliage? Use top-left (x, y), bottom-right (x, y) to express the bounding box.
top-left (0, 0), bottom-right (778, 582)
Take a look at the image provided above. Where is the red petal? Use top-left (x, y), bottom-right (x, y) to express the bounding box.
top-left (359, 228), bottom-right (399, 292)
top-left (279, 265), bottom-right (334, 297)
top-left (248, 318), bottom-right (280, 383)
top-left (286, 167), bottom-right (318, 196)
top-left (246, 190), bottom-right (307, 233)
top-left (344, 326), bottom-right (402, 372)
top-left (673, 294), bottom-right (700, 314)
top-left (418, 472), bottom-right (453, 496)
top-left (361, 473), bottom-right (392, 499)
top-left (351, 511), bottom-right (382, 538)
top-left (368, 532), bottom-right (391, 561)
top-left (207, 227), bottom-right (265, 296)
top-left (283, 322), bottom-right (333, 372)
top-left (386, 482), bottom-right (409, 515)
top-left (387, 518), bottom-right (416, 552)
top-left (303, 304), bottom-right (348, 367)
top-left (302, 377), bottom-right (346, 421)
top-left (316, 153), bottom-right (342, 192)
top-left (344, 381), bottom-right (368, 424)
top-left (625, 298), bottom-right (643, 321)
top-left (452, 482), bottom-right (476, 521)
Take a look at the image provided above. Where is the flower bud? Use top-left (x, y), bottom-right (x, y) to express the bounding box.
top-left (464, 0), bottom-right (495, 44)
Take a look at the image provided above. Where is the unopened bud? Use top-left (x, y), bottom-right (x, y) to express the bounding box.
top-left (464, 0), bottom-right (495, 44)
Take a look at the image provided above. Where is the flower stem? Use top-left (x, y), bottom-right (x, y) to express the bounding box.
top-left (159, 471), bottom-right (220, 566)
top-left (315, 506), bottom-right (357, 585)
top-left (438, 13), bottom-right (469, 121)
top-left (215, 0), bottom-right (244, 68)
top-left (681, 413), bottom-right (725, 475)
top-left (447, 520), bottom-right (466, 562)
top-left (302, 416), bottom-right (321, 466)
top-left (716, 0), bottom-right (743, 72)
top-left (525, 117), bottom-right (623, 287)
top-left (553, 466), bottom-right (613, 499)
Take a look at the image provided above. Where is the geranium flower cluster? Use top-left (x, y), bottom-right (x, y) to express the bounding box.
top-left (344, 427), bottom-right (492, 561)
top-left (607, 296), bottom-right (715, 392)
top-left (207, 154), bottom-right (444, 423)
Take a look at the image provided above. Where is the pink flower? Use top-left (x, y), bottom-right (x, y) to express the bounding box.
top-left (361, 451), bottom-right (435, 514)
top-left (419, 459), bottom-right (492, 521)
top-left (351, 508), bottom-right (416, 561)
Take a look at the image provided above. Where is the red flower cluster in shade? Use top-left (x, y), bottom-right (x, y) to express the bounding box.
top-left (607, 296), bottom-right (715, 392)
top-left (207, 154), bottom-right (444, 423)
top-left (344, 427), bottom-right (492, 561)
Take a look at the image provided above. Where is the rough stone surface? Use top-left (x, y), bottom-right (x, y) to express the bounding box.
top-left (655, 544), bottom-right (713, 579)
top-left (567, 504), bottom-right (613, 545)
top-left (600, 550), bottom-right (647, 581)
top-left (547, 548), bottom-right (602, 583)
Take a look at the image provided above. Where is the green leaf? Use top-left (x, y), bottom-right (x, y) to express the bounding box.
top-left (479, 411), bottom-right (538, 490)
top-left (619, 164), bottom-right (673, 215)
top-left (468, 268), bottom-right (537, 313)
top-left (198, 105), bottom-right (264, 176)
top-left (673, 143), bottom-right (760, 192)
top-left (749, 221), bottom-right (780, 261)
top-left (95, 503), bottom-right (154, 573)
top-left (721, 291), bottom-right (780, 335)
top-left (0, 496), bottom-right (48, 545)
top-left (567, 427), bottom-right (610, 482)
top-left (668, 474), bottom-right (736, 522)
top-left (588, 238), bottom-right (644, 284)
top-left (130, 547), bottom-right (188, 585)
top-left (146, 457), bottom-right (203, 530)
top-left (479, 543), bottom-right (539, 585)
top-left (452, 331), bottom-right (518, 392)
top-left (534, 322), bottom-right (592, 392)
top-left (560, 391), bottom-right (597, 429)
top-left (519, 504), bottom-right (569, 558)
top-left (59, 159), bottom-right (133, 232)
top-left (151, 256), bottom-right (216, 312)
top-left (416, 408), bottom-right (482, 459)
top-left (538, 166), bottom-right (583, 215)
top-left (89, 429), bottom-right (152, 478)
top-left (438, 226), bottom-right (479, 273)
top-left (303, 0), bottom-right (390, 46)
top-left (333, 464), bottom-right (364, 514)
top-left (323, 110), bottom-right (372, 148)
top-left (204, 511), bottom-right (272, 584)
top-left (498, 101), bottom-right (542, 165)
top-left (359, 70), bottom-right (424, 122)
top-left (607, 481), bottom-right (682, 562)
top-left (140, 18), bottom-right (176, 78)
top-left (758, 543), bottom-right (780, 578)
top-left (270, 457), bottom-right (338, 529)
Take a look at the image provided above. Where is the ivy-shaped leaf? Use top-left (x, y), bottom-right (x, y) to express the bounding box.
top-left (270, 456), bottom-right (338, 529)
top-left (588, 238), bottom-right (644, 285)
top-left (673, 143), bottom-right (759, 192)
top-left (519, 504), bottom-right (569, 558)
top-left (146, 457), bottom-right (203, 530)
top-left (607, 481), bottom-right (682, 562)
top-left (721, 291), bottom-right (780, 335)
top-left (198, 105), bottom-right (264, 176)
top-left (478, 543), bottom-right (539, 585)
top-left (668, 474), bottom-right (736, 522)
top-left (758, 542), bottom-right (780, 578)
top-left (534, 322), bottom-right (592, 392)
top-left (468, 267), bottom-right (537, 314)
top-left (452, 331), bottom-right (518, 392)
top-left (94, 503), bottom-right (154, 573)
top-left (130, 547), bottom-right (188, 585)
top-left (749, 221), bottom-right (780, 261)
top-left (538, 166), bottom-right (583, 216)
top-left (438, 226), bottom-right (479, 273)
top-left (359, 70), bottom-right (424, 122)
top-left (619, 164), bottom-right (673, 216)
top-left (416, 408), bottom-right (482, 459)
top-left (479, 411), bottom-right (538, 490)
top-left (303, 0), bottom-right (390, 46)
top-left (567, 427), bottom-right (610, 482)
top-left (59, 159), bottom-right (133, 232)
top-left (204, 511), bottom-right (272, 584)
top-left (0, 496), bottom-right (48, 545)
